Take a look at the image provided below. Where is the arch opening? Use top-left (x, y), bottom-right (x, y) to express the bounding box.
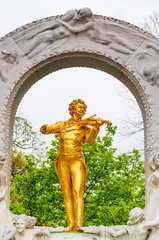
top-left (11, 64), bottom-right (145, 226)
top-left (7, 53), bottom-right (147, 156)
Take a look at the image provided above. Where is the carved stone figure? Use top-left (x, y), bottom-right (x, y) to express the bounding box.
top-left (106, 207), bottom-right (159, 240)
top-left (25, 10), bottom-right (80, 58)
top-left (0, 50), bottom-right (19, 82)
top-left (0, 158), bottom-right (14, 234)
top-left (13, 214), bottom-right (49, 240)
top-left (127, 207), bottom-right (159, 240)
top-left (143, 65), bottom-right (159, 86)
top-left (82, 225), bottom-right (106, 238)
top-left (134, 43), bottom-right (159, 86)
top-left (40, 99), bottom-right (111, 232)
top-left (144, 154), bottom-right (159, 221)
top-left (58, 8), bottom-right (136, 54)
top-left (23, 7), bottom-right (137, 59)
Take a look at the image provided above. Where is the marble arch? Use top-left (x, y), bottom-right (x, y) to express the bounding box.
top-left (0, 8), bottom-right (159, 205)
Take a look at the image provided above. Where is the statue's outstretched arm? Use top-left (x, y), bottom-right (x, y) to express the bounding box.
top-left (40, 121), bottom-right (63, 134)
top-left (106, 227), bottom-right (127, 237)
top-left (143, 220), bottom-right (159, 228)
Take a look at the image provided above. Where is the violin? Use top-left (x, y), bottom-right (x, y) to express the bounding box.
top-left (57, 114), bottom-right (112, 132)
top-left (41, 115), bottom-right (112, 134)
top-left (80, 114), bottom-right (112, 127)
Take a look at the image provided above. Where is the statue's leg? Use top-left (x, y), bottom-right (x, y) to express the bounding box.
top-left (70, 160), bottom-right (85, 231)
top-left (57, 160), bottom-right (75, 231)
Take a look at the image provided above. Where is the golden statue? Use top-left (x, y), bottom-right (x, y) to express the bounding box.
top-left (40, 99), bottom-right (112, 232)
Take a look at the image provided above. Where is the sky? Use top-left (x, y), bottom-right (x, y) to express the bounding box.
top-left (1, 0), bottom-right (158, 154)
top-left (0, 0), bottom-right (158, 37)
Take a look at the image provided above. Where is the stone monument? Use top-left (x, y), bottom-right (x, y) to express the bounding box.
top-left (0, 7), bottom-right (159, 240)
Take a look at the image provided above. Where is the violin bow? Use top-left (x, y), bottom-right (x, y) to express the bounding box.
top-left (53, 114), bottom-right (97, 133)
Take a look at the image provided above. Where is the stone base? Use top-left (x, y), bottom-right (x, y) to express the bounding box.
top-left (47, 232), bottom-right (132, 240)
top-left (49, 233), bottom-right (98, 240)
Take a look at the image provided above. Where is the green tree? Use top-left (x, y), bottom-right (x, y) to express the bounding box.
top-left (13, 116), bottom-right (47, 161)
top-left (10, 116), bottom-right (48, 220)
top-left (10, 121), bottom-right (145, 227)
top-left (83, 126), bottom-right (144, 226)
top-left (11, 116), bottom-right (48, 179)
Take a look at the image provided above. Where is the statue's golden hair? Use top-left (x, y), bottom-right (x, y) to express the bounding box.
top-left (68, 99), bottom-right (87, 116)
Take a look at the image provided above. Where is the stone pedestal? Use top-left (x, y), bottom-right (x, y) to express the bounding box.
top-left (48, 233), bottom-right (99, 240)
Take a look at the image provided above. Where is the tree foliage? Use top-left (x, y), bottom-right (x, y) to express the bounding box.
top-left (10, 117), bottom-right (145, 227)
top-left (13, 116), bottom-right (47, 160)
top-left (83, 126), bottom-right (145, 226)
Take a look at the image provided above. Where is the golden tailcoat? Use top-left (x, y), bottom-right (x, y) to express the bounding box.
top-left (42, 118), bottom-right (99, 190)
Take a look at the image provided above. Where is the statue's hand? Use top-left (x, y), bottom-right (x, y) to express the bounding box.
top-left (40, 124), bottom-right (48, 134)
top-left (95, 118), bottom-right (105, 128)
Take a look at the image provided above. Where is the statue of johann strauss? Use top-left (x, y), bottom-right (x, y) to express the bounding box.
top-left (40, 99), bottom-right (111, 232)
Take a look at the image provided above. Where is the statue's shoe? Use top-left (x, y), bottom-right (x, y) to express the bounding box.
top-left (77, 226), bottom-right (84, 233)
top-left (64, 226), bottom-right (77, 232)
top-left (64, 225), bottom-right (84, 233)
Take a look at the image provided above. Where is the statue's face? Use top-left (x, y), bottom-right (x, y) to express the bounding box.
top-left (74, 103), bottom-right (86, 118)
top-left (78, 9), bottom-right (90, 20)
top-left (15, 219), bottom-right (26, 232)
top-left (73, 12), bottom-right (79, 21)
